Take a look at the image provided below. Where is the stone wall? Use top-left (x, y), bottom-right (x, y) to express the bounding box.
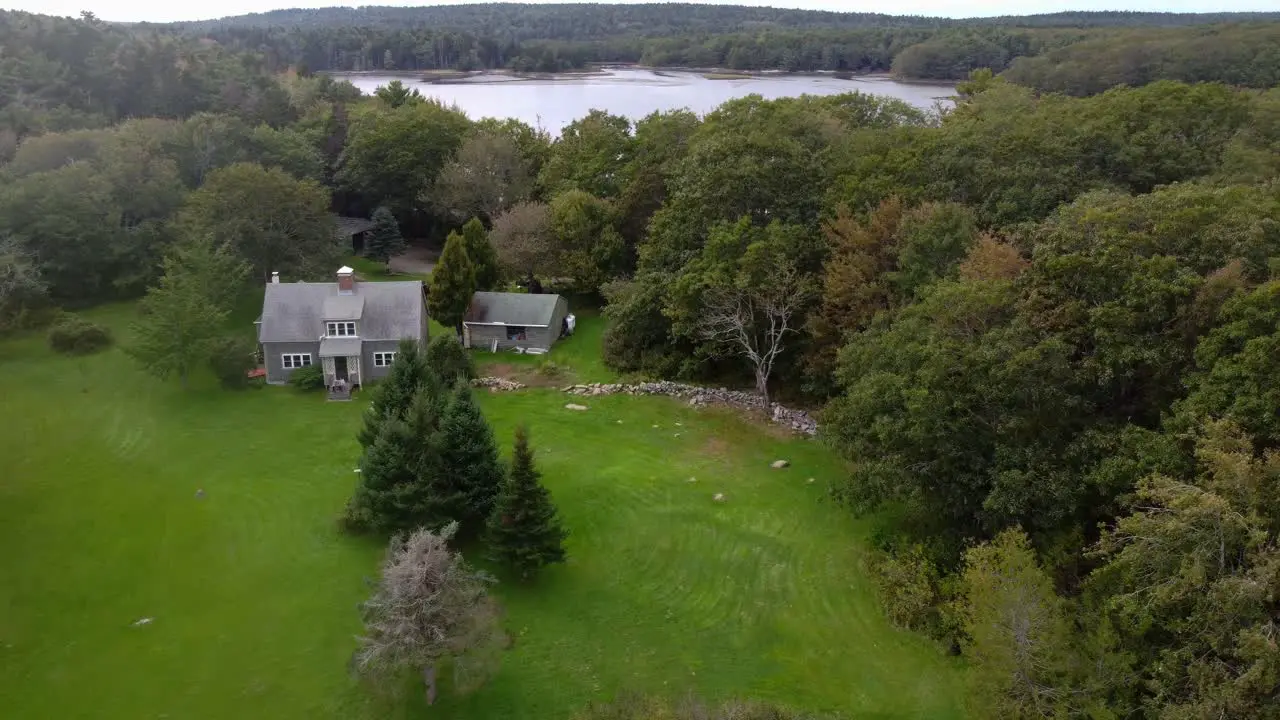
top-left (473, 376), bottom-right (820, 436)
top-left (562, 381), bottom-right (819, 436)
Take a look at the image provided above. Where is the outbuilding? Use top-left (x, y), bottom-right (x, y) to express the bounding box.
top-left (462, 292), bottom-right (570, 352)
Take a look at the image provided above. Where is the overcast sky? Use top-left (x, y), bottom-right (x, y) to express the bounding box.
top-left (1, 0), bottom-right (1273, 24)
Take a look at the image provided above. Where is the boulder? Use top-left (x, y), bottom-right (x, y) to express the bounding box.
top-left (713, 493), bottom-right (726, 502)
top-left (771, 459), bottom-right (790, 469)
top-left (564, 403), bottom-right (589, 411)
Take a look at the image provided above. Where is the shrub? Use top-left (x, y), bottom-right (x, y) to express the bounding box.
top-left (208, 335), bottom-right (258, 390)
top-left (535, 359), bottom-right (566, 378)
top-left (868, 544), bottom-right (960, 644)
top-left (47, 315), bottom-right (113, 355)
top-left (288, 364), bottom-right (324, 391)
top-left (426, 333), bottom-right (475, 385)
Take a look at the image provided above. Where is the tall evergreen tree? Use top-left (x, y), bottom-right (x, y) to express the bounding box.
top-left (460, 216), bottom-right (500, 290)
top-left (358, 337), bottom-right (428, 448)
top-left (344, 417), bottom-right (429, 533)
top-left (435, 383), bottom-right (506, 536)
top-left (487, 426), bottom-right (567, 579)
top-left (428, 231), bottom-right (477, 336)
top-left (365, 206), bottom-right (407, 271)
top-left (347, 374), bottom-right (450, 533)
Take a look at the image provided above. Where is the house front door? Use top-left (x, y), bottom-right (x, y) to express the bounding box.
top-left (334, 356), bottom-right (348, 381)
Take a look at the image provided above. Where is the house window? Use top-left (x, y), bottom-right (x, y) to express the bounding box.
top-left (373, 352), bottom-right (397, 367)
top-left (506, 326), bottom-right (528, 341)
top-left (326, 321), bottom-right (356, 337)
top-left (282, 353), bottom-right (312, 369)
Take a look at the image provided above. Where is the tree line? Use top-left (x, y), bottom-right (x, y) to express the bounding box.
top-left (163, 5), bottom-right (1280, 84)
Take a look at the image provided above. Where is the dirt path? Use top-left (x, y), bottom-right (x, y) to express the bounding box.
top-left (389, 246), bottom-right (437, 276)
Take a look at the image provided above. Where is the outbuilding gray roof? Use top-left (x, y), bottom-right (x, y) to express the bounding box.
top-left (333, 215), bottom-right (375, 237)
top-left (319, 337), bottom-right (363, 357)
top-left (464, 292), bottom-right (563, 327)
top-left (259, 280), bottom-right (424, 343)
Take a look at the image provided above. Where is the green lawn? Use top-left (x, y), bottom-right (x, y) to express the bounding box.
top-left (0, 303), bottom-right (964, 719)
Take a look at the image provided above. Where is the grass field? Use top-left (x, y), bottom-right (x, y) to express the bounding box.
top-left (0, 303), bottom-right (965, 719)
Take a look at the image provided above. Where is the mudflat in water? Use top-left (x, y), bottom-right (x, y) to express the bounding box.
top-left (333, 67), bottom-right (955, 133)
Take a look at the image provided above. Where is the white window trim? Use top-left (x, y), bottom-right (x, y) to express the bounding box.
top-left (373, 352), bottom-right (397, 368)
top-left (325, 321), bottom-right (357, 337)
top-left (282, 353), bottom-right (313, 369)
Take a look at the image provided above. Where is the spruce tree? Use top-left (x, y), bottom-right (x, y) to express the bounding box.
top-left (435, 383), bottom-right (505, 536)
top-left (358, 338), bottom-right (429, 448)
top-left (487, 426), bottom-right (567, 579)
top-left (461, 216), bottom-right (500, 290)
top-left (344, 417), bottom-right (429, 533)
top-left (347, 375), bottom-right (451, 533)
top-left (425, 333), bottom-right (475, 387)
top-left (365, 206), bottom-right (407, 271)
top-left (428, 231), bottom-right (477, 336)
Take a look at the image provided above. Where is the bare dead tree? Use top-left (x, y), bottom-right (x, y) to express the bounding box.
top-left (353, 522), bottom-right (503, 704)
top-left (699, 264), bottom-right (807, 404)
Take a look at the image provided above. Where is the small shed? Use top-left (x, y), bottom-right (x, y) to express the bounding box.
top-left (463, 292), bottom-right (569, 352)
top-left (333, 215), bottom-right (376, 254)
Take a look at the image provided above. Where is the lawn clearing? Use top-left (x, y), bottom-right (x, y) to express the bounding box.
top-left (0, 303), bottom-right (964, 719)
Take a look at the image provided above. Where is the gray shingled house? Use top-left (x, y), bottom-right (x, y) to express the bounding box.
top-left (462, 292), bottom-right (569, 352)
top-left (255, 266), bottom-right (427, 390)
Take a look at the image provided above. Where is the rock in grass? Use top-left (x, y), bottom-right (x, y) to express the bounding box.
top-left (807, 477), bottom-right (816, 484)
top-left (687, 477), bottom-right (697, 483)
top-left (194, 488), bottom-right (205, 498)
top-left (713, 493), bottom-right (726, 502)
top-left (132, 617), bottom-right (154, 627)
top-left (564, 403), bottom-right (589, 411)
top-left (771, 460), bottom-right (790, 469)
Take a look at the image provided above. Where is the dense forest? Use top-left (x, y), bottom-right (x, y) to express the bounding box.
top-left (3, 6), bottom-right (1280, 717)
top-left (161, 4), bottom-right (1280, 85)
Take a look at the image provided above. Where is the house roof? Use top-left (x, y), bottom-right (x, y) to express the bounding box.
top-left (464, 292), bottom-right (563, 328)
top-left (333, 216), bottom-right (375, 237)
top-left (322, 294), bottom-right (364, 320)
top-left (319, 337), bottom-right (363, 357)
top-left (259, 280), bottom-right (424, 343)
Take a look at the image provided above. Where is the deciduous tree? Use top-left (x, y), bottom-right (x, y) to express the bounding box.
top-left (431, 130), bottom-right (533, 223)
top-left (128, 235), bottom-right (248, 388)
top-left (178, 162), bottom-right (338, 281)
top-left (490, 201), bottom-right (552, 289)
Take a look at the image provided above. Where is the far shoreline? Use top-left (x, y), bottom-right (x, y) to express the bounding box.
top-left (323, 65), bottom-right (957, 88)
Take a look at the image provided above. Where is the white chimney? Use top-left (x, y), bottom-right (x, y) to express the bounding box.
top-left (271, 271), bottom-right (280, 284)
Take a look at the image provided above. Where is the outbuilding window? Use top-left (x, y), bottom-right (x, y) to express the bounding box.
top-left (373, 352), bottom-right (397, 367)
top-left (506, 326), bottom-right (528, 341)
top-left (282, 353), bottom-right (312, 369)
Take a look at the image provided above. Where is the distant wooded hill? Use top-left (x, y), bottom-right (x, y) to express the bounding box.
top-left (154, 5), bottom-right (1280, 88)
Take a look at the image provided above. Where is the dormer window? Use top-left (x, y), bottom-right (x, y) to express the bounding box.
top-left (327, 321), bottom-right (356, 337)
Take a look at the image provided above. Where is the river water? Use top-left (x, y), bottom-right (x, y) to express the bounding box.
top-left (333, 68), bottom-right (954, 133)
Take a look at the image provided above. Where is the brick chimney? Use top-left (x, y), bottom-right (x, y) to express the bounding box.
top-left (337, 266), bottom-right (355, 294)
